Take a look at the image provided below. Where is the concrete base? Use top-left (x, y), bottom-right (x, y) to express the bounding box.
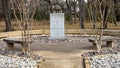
top-left (92, 43), bottom-right (97, 50)
top-left (7, 43), bottom-right (14, 49)
top-left (106, 41), bottom-right (115, 47)
top-left (48, 37), bottom-right (65, 40)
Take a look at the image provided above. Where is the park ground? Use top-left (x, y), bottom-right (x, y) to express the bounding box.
top-left (0, 21), bottom-right (120, 68)
top-left (0, 36), bottom-right (93, 68)
top-left (0, 35), bottom-right (119, 68)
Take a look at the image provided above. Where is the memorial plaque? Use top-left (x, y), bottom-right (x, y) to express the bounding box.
top-left (50, 13), bottom-right (64, 39)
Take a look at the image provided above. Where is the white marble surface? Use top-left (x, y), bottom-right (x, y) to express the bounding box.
top-left (50, 13), bottom-right (64, 39)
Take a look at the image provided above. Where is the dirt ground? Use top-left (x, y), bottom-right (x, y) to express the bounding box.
top-left (30, 42), bottom-right (93, 68)
top-left (31, 42), bottom-right (93, 58)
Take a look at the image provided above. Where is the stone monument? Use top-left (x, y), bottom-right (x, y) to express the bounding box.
top-left (50, 13), bottom-right (64, 39)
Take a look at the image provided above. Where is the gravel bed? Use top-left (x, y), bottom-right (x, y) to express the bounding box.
top-left (89, 53), bottom-right (120, 68)
top-left (0, 48), bottom-right (42, 68)
top-left (31, 35), bottom-right (89, 44)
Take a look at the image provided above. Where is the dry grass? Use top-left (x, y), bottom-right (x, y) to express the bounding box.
top-left (0, 20), bottom-right (120, 32)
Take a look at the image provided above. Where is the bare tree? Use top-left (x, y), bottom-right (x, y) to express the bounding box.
top-left (1, 0), bottom-right (12, 31)
top-left (66, 0), bottom-right (73, 24)
top-left (94, 0), bottom-right (113, 52)
top-left (113, 0), bottom-right (119, 26)
top-left (11, 0), bottom-right (39, 54)
top-left (44, 0), bottom-right (53, 13)
top-left (78, 0), bottom-right (85, 29)
top-left (87, 0), bottom-right (97, 29)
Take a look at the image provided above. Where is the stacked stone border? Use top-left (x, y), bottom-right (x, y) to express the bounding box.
top-left (83, 57), bottom-right (90, 68)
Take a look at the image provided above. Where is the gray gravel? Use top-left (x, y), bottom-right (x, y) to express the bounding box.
top-left (31, 35), bottom-right (89, 44)
top-left (89, 53), bottom-right (120, 68)
top-left (0, 55), bottom-right (37, 68)
top-left (0, 48), bottom-right (41, 68)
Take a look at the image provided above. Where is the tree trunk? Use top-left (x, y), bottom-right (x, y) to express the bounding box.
top-left (78, 0), bottom-right (85, 29)
top-left (113, 0), bottom-right (118, 26)
top-left (2, 0), bottom-right (12, 31)
top-left (92, 1), bottom-right (96, 29)
top-left (48, 0), bottom-right (53, 13)
top-left (66, 0), bottom-right (72, 24)
top-left (73, 0), bottom-right (77, 24)
top-left (103, 6), bottom-right (108, 29)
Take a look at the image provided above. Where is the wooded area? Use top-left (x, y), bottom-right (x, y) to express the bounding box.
top-left (0, 0), bottom-right (120, 31)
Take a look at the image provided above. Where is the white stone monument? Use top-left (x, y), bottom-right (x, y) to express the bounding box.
top-left (50, 13), bottom-right (64, 39)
